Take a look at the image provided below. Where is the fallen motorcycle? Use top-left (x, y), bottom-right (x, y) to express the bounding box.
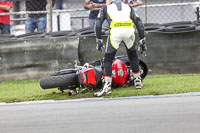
top-left (40, 55), bottom-right (148, 96)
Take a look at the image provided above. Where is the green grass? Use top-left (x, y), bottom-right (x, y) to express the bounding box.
top-left (0, 74), bottom-right (200, 103)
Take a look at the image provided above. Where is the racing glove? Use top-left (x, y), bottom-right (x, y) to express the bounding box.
top-left (138, 37), bottom-right (147, 57)
top-left (96, 38), bottom-right (104, 53)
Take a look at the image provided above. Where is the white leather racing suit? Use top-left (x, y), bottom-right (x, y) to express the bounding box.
top-left (95, 0), bottom-right (145, 77)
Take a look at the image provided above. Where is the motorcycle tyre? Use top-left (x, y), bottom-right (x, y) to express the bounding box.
top-left (139, 60), bottom-right (148, 80)
top-left (40, 73), bottom-right (77, 89)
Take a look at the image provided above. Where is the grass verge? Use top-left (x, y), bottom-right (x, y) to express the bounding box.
top-left (0, 74), bottom-right (200, 103)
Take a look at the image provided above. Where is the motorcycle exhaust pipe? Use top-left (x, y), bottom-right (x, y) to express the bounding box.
top-left (68, 90), bottom-right (77, 96)
top-left (68, 88), bottom-right (88, 96)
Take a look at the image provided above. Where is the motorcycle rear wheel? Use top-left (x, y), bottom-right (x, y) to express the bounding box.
top-left (40, 73), bottom-right (77, 89)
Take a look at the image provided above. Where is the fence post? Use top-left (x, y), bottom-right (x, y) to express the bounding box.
top-left (145, 0), bottom-right (148, 23)
top-left (47, 0), bottom-right (53, 33)
top-left (196, 7), bottom-right (199, 21)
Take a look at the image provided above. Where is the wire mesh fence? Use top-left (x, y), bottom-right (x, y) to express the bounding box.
top-left (0, 0), bottom-right (200, 35)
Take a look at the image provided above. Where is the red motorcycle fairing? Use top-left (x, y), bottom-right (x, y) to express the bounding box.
top-left (79, 68), bottom-right (96, 88)
top-left (112, 59), bottom-right (129, 86)
top-left (79, 67), bottom-right (102, 88)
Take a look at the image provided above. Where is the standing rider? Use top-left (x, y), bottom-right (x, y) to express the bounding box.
top-left (94, 0), bottom-right (147, 97)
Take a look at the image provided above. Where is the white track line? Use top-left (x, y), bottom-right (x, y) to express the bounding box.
top-left (0, 92), bottom-right (200, 106)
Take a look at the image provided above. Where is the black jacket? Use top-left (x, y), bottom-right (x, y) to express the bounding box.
top-left (26, 0), bottom-right (55, 18)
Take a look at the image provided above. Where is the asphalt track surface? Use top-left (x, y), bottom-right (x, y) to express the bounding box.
top-left (0, 95), bottom-right (200, 133)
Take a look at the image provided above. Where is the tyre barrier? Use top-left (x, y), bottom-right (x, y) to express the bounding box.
top-left (144, 25), bottom-right (165, 32)
top-left (75, 26), bottom-right (108, 36)
top-left (15, 32), bottom-right (44, 38)
top-left (193, 20), bottom-right (200, 26)
top-left (162, 21), bottom-right (192, 27)
top-left (195, 25), bottom-right (200, 30)
top-left (147, 23), bottom-right (196, 33)
top-left (0, 34), bottom-right (16, 42)
top-left (144, 23), bottom-right (162, 27)
top-left (46, 30), bottom-right (76, 37)
top-left (0, 34), bottom-right (14, 38)
top-left (76, 29), bottom-right (95, 35)
top-left (164, 24), bottom-right (196, 32)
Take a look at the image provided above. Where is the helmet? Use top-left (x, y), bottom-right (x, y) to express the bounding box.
top-left (111, 59), bottom-right (128, 86)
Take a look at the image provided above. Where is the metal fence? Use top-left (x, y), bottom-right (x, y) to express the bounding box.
top-left (0, 0), bottom-right (200, 35)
